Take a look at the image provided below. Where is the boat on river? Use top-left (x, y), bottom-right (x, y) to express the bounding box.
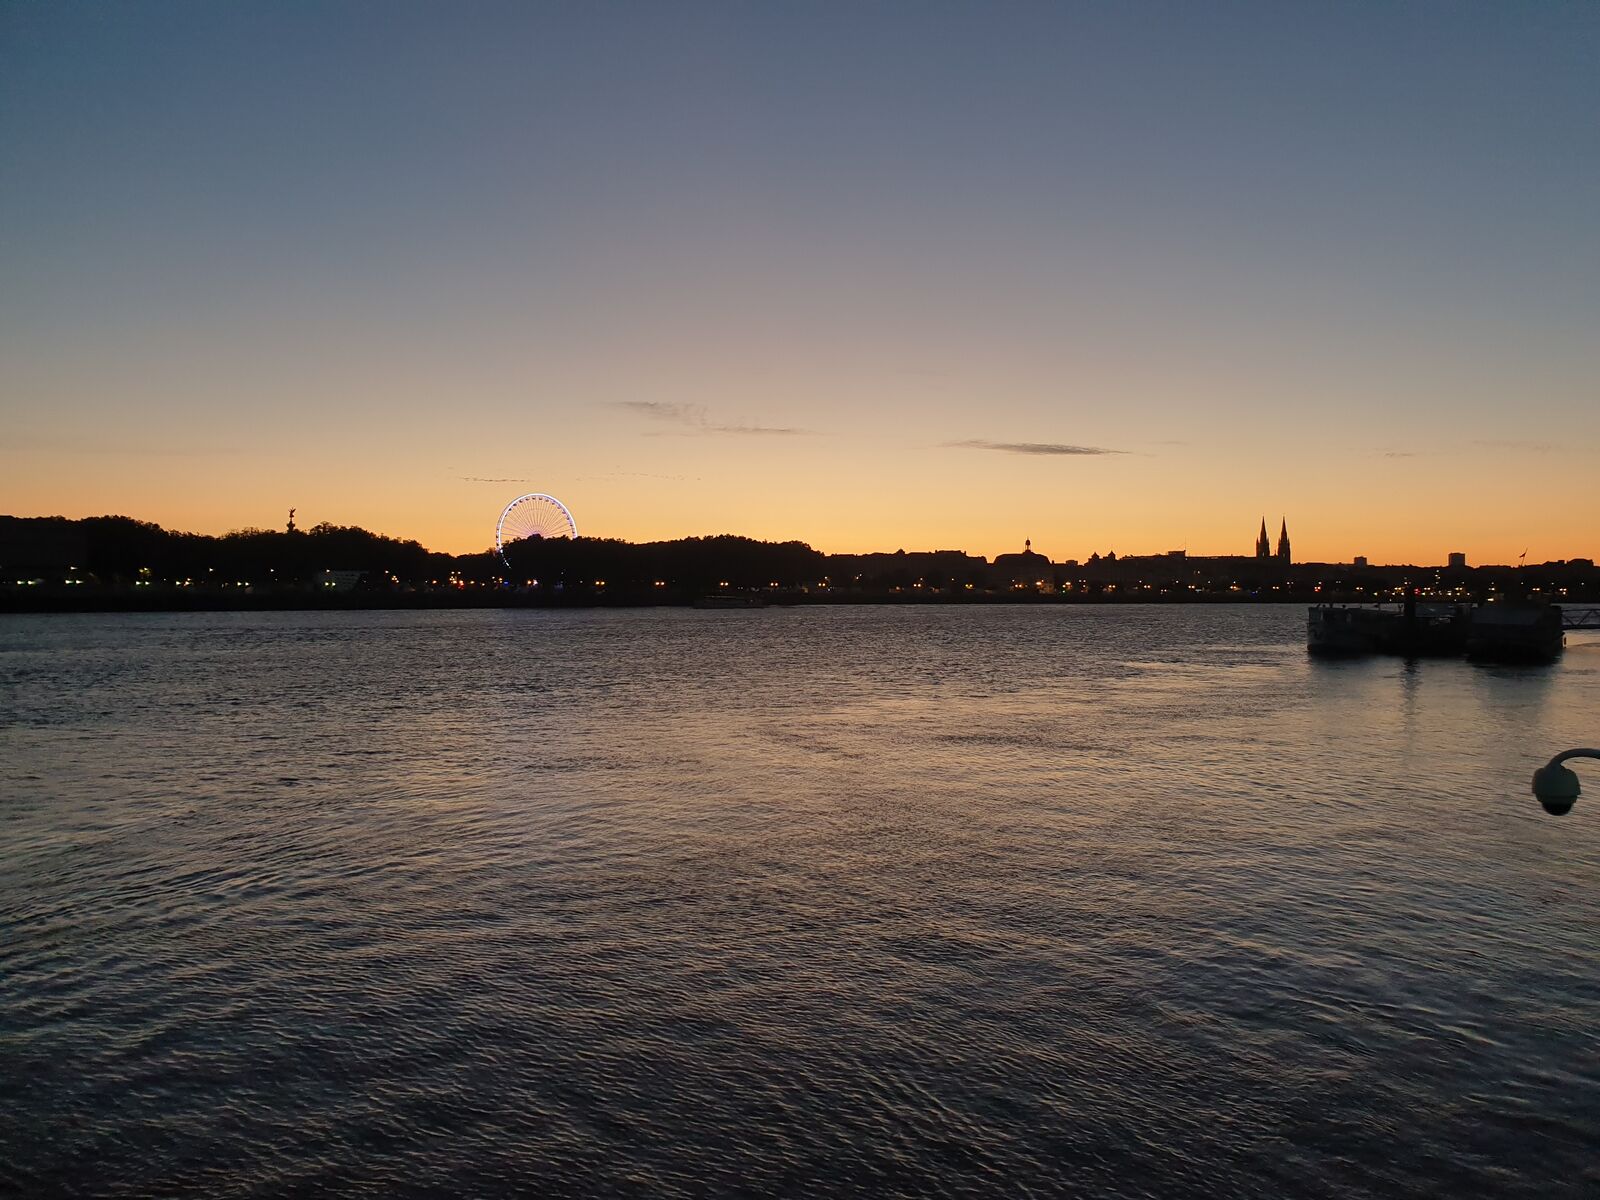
top-left (1308, 600), bottom-right (1467, 657)
top-left (1308, 597), bottom-right (1563, 662)
top-left (1306, 605), bottom-right (1403, 656)
top-left (1466, 600), bottom-right (1564, 662)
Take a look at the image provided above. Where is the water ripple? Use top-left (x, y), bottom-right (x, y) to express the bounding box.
top-left (2, 606), bottom-right (1597, 1198)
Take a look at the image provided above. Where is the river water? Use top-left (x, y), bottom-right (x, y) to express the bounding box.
top-left (3, 606), bottom-right (1597, 1198)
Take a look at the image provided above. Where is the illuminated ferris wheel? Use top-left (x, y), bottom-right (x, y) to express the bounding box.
top-left (495, 493), bottom-right (577, 568)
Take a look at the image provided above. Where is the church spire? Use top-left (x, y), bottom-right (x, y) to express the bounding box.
top-left (1277, 518), bottom-right (1291, 563)
top-left (1256, 518), bottom-right (1271, 559)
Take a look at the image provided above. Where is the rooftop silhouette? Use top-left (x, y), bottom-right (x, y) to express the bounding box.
top-left (3, 513), bottom-right (1595, 610)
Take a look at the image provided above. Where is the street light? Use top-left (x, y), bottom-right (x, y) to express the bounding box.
top-left (1531, 749), bottom-right (1600, 815)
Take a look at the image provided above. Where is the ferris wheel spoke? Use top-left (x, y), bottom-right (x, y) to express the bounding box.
top-left (496, 493), bottom-right (576, 568)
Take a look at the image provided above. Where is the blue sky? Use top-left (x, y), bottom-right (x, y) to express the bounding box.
top-left (4, 1), bottom-right (1596, 560)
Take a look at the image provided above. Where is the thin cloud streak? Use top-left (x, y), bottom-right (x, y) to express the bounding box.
top-left (615, 401), bottom-right (697, 422)
top-left (705, 424), bottom-right (810, 437)
top-left (612, 400), bottom-right (813, 437)
top-left (944, 439), bottom-right (1127, 456)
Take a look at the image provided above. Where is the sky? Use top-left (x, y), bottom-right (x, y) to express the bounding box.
top-left (2, 1), bottom-right (1596, 564)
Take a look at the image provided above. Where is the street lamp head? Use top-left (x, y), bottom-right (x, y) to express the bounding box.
top-left (1532, 764), bottom-right (1579, 815)
top-left (1531, 749), bottom-right (1598, 816)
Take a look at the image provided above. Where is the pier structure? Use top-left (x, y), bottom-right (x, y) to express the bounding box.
top-left (1561, 606), bottom-right (1600, 630)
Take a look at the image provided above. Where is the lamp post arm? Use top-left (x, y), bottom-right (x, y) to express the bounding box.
top-left (1549, 749), bottom-right (1600, 767)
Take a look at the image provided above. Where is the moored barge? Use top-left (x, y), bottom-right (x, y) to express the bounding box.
top-left (1308, 598), bottom-right (1563, 662)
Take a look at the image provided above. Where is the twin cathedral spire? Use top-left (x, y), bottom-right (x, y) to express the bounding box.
top-left (1256, 518), bottom-right (1291, 562)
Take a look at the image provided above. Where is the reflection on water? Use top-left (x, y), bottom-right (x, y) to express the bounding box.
top-left (2, 606), bottom-right (1597, 1198)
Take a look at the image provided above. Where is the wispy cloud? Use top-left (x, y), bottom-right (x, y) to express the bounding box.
top-left (612, 401), bottom-right (813, 437)
top-left (1380, 451), bottom-right (1419, 458)
top-left (460, 476), bottom-right (532, 483)
top-left (700, 423), bottom-right (810, 436)
top-left (944, 439), bottom-right (1127, 456)
top-left (615, 401), bottom-right (697, 422)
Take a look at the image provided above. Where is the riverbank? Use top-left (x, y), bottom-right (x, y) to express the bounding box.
top-left (0, 589), bottom-right (1413, 613)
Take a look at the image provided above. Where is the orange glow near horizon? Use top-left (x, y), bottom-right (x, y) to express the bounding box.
top-left (5, 421), bottom-right (1593, 567)
top-left (5, 6), bottom-right (1597, 569)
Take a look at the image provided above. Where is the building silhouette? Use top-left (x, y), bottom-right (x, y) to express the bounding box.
top-left (1255, 517), bottom-right (1291, 563)
top-left (993, 537), bottom-right (1052, 585)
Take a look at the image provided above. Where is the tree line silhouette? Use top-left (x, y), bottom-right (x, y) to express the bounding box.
top-left (0, 516), bottom-right (828, 592)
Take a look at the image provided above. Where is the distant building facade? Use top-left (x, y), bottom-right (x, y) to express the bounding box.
top-left (992, 538), bottom-right (1053, 586)
top-left (317, 569), bottom-right (364, 592)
